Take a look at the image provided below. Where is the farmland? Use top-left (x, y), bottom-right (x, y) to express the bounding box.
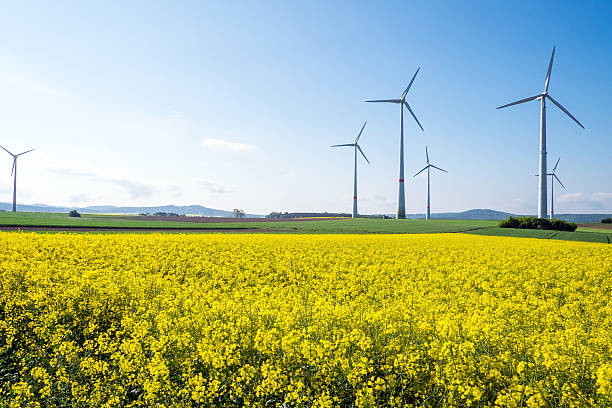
top-left (1, 232), bottom-right (610, 406)
top-left (464, 227), bottom-right (611, 244)
top-left (1, 212), bottom-right (611, 243)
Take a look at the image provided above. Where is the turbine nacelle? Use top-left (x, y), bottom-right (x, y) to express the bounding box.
top-left (365, 67), bottom-right (425, 132)
top-left (413, 147), bottom-right (447, 177)
top-left (496, 47), bottom-right (584, 129)
top-left (330, 121), bottom-right (371, 165)
top-left (0, 144), bottom-right (34, 213)
top-left (330, 122), bottom-right (370, 218)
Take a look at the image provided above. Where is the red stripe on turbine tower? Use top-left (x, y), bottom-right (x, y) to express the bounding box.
top-left (399, 178), bottom-right (404, 182)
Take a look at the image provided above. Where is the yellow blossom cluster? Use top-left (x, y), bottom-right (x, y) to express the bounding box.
top-left (0, 232), bottom-right (610, 407)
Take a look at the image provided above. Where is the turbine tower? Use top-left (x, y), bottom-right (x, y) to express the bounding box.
top-left (497, 47), bottom-right (583, 218)
top-left (548, 157), bottom-right (565, 220)
top-left (330, 121), bottom-right (370, 218)
top-left (413, 146), bottom-right (447, 220)
top-left (366, 68), bottom-right (424, 219)
top-left (0, 145), bottom-right (34, 212)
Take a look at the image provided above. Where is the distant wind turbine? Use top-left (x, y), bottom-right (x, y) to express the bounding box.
top-left (330, 121), bottom-right (370, 218)
top-left (413, 147), bottom-right (447, 220)
top-left (497, 46), bottom-right (583, 218)
top-left (536, 157), bottom-right (565, 220)
top-left (0, 145), bottom-right (34, 212)
top-left (366, 68), bottom-right (424, 219)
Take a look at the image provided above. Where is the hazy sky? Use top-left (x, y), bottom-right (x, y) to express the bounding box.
top-left (0, 1), bottom-right (610, 215)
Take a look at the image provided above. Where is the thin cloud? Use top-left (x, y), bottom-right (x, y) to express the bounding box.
top-left (107, 179), bottom-right (155, 199)
top-left (69, 194), bottom-right (90, 203)
top-left (48, 168), bottom-right (96, 178)
top-left (0, 72), bottom-right (67, 97)
top-left (594, 192), bottom-right (612, 200)
top-left (558, 192), bottom-right (612, 211)
top-left (201, 138), bottom-right (255, 152)
top-left (47, 166), bottom-right (155, 199)
top-left (559, 192), bottom-right (584, 202)
top-left (196, 179), bottom-right (230, 194)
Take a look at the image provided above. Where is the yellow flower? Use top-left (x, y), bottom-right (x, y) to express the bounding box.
top-left (0, 232), bottom-right (609, 406)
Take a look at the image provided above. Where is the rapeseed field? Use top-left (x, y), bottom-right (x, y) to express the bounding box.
top-left (0, 232), bottom-right (610, 407)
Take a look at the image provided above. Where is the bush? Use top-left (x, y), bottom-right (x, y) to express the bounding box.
top-left (602, 218), bottom-right (612, 224)
top-left (68, 210), bottom-right (80, 218)
top-left (499, 216), bottom-right (577, 232)
top-left (499, 216), bottom-right (520, 228)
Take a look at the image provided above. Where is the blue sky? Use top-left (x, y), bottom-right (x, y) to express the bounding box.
top-left (0, 1), bottom-right (610, 214)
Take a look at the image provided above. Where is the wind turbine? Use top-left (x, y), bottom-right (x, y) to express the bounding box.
top-left (0, 145), bottom-right (34, 212)
top-left (546, 157), bottom-right (565, 220)
top-left (366, 68), bottom-right (424, 219)
top-left (413, 147), bottom-right (447, 220)
top-left (497, 46), bottom-right (583, 218)
top-left (330, 121), bottom-right (370, 218)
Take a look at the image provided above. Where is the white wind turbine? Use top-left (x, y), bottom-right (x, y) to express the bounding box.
top-left (330, 121), bottom-right (370, 218)
top-left (497, 46), bottom-right (583, 218)
top-left (366, 68), bottom-right (424, 219)
top-left (413, 146), bottom-right (447, 220)
top-left (546, 157), bottom-right (565, 220)
top-left (0, 145), bottom-right (35, 212)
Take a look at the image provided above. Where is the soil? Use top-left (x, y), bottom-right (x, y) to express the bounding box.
top-left (0, 226), bottom-right (273, 233)
top-left (115, 216), bottom-right (337, 223)
top-left (577, 223), bottom-right (612, 230)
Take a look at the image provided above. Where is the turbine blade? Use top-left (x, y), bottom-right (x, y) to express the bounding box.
top-left (496, 95), bottom-right (540, 109)
top-left (356, 145), bottom-right (370, 165)
top-left (430, 164), bottom-right (448, 173)
top-left (546, 95), bottom-right (584, 129)
top-left (425, 146), bottom-right (429, 164)
top-left (402, 67), bottom-right (420, 98)
top-left (17, 148), bottom-right (35, 156)
top-left (554, 173), bottom-right (565, 189)
top-left (0, 144), bottom-right (14, 156)
top-left (330, 144), bottom-right (355, 147)
top-left (365, 99), bottom-right (402, 103)
top-left (355, 121), bottom-right (367, 143)
top-left (403, 102), bottom-right (424, 131)
top-left (544, 46), bottom-right (555, 93)
top-left (552, 157), bottom-right (560, 173)
top-left (413, 165), bottom-right (428, 177)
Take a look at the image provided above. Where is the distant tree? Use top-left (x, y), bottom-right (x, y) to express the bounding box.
top-left (68, 210), bottom-right (81, 218)
top-left (500, 216), bottom-right (576, 232)
top-left (602, 218), bottom-right (612, 224)
top-left (233, 209), bottom-right (245, 218)
top-left (139, 212), bottom-right (150, 216)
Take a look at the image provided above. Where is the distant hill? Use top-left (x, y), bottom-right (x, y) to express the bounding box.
top-left (402, 209), bottom-right (611, 223)
top-left (550, 213), bottom-right (612, 223)
top-left (1, 203), bottom-right (610, 223)
top-left (0, 203), bottom-right (261, 218)
top-left (404, 209), bottom-right (517, 220)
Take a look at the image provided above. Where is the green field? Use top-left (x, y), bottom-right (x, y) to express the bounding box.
top-left (253, 218), bottom-right (499, 233)
top-left (464, 226), bottom-right (611, 243)
top-left (0, 212), bottom-right (497, 232)
top-left (577, 226), bottom-right (611, 233)
top-left (0, 212), bottom-right (610, 243)
top-left (0, 212), bottom-right (248, 229)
